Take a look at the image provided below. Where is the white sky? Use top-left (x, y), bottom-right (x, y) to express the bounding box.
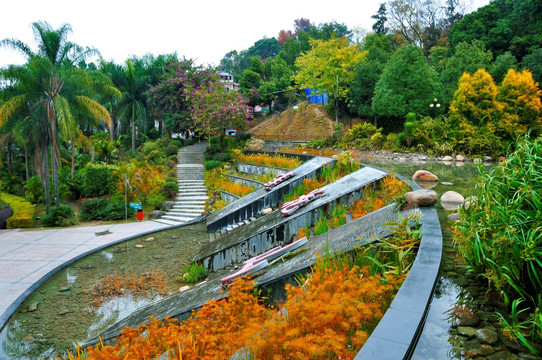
top-left (1, 0), bottom-right (490, 69)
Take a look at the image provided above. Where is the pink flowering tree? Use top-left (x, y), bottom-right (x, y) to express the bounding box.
top-left (190, 76), bottom-right (253, 145)
top-left (147, 58), bottom-right (215, 137)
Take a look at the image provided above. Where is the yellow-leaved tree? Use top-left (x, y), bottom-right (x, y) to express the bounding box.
top-left (497, 68), bottom-right (542, 137)
top-left (294, 37), bottom-right (366, 122)
top-left (448, 69), bottom-right (504, 154)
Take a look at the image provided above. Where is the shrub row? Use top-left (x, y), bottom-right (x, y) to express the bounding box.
top-left (0, 193), bottom-right (35, 228)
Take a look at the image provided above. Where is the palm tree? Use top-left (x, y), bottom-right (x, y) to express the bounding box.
top-left (117, 59), bottom-right (149, 152)
top-left (1, 21), bottom-right (116, 212)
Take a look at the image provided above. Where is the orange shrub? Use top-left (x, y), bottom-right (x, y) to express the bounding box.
top-left (81, 264), bottom-right (401, 360)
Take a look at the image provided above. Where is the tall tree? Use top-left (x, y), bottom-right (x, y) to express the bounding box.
top-left (294, 37), bottom-right (366, 122)
top-left (372, 3), bottom-right (389, 34)
top-left (0, 21), bottom-right (113, 212)
top-left (372, 44), bottom-right (440, 120)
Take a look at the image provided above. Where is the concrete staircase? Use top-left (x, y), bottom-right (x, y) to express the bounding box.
top-left (153, 143), bottom-right (208, 226)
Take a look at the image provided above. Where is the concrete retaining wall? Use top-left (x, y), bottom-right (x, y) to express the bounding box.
top-left (197, 166), bottom-right (388, 272)
top-left (219, 190), bottom-right (240, 205)
top-left (226, 174), bottom-right (264, 189)
top-left (206, 156), bottom-right (334, 233)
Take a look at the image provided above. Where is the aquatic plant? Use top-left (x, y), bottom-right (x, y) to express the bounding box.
top-left (453, 135), bottom-right (542, 350)
top-left (180, 262), bottom-right (209, 283)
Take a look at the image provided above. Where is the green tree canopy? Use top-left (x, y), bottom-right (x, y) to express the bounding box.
top-left (372, 44), bottom-right (439, 120)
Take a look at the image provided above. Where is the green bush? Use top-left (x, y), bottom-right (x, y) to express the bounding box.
top-left (80, 198), bottom-right (135, 221)
top-left (106, 201), bottom-right (134, 220)
top-left (341, 122), bottom-right (383, 150)
top-left (180, 262), bottom-right (209, 283)
top-left (146, 149), bottom-right (167, 165)
top-left (80, 198), bottom-right (109, 221)
top-left (24, 176), bottom-right (43, 203)
top-left (212, 152), bottom-right (232, 162)
top-left (169, 139), bottom-right (182, 148)
top-left (237, 132), bottom-right (252, 142)
top-left (204, 145), bottom-right (222, 161)
top-left (141, 140), bottom-right (160, 154)
top-left (165, 144), bottom-right (178, 156)
top-left (162, 181), bottom-right (179, 198)
top-left (80, 163), bottom-right (120, 197)
top-left (40, 205), bottom-right (77, 227)
top-left (0, 193), bottom-right (35, 228)
top-left (454, 135), bottom-right (542, 345)
top-left (204, 160), bottom-right (223, 170)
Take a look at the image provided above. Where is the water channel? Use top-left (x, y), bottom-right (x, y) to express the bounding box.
top-left (0, 157), bottom-right (500, 359)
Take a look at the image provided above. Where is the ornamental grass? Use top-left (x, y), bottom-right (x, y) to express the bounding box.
top-left (237, 152), bottom-right (302, 169)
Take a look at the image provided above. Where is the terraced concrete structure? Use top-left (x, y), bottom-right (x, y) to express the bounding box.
top-left (206, 156), bottom-right (334, 237)
top-left (196, 166), bottom-right (389, 272)
top-left (83, 150), bottom-right (442, 358)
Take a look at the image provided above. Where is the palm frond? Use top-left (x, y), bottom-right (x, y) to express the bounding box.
top-left (0, 95), bottom-right (27, 127)
top-left (54, 95), bottom-right (75, 136)
top-left (75, 95), bottom-right (112, 130)
top-left (0, 38), bottom-right (33, 58)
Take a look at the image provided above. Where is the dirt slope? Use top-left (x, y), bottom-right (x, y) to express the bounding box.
top-left (249, 103), bottom-right (336, 141)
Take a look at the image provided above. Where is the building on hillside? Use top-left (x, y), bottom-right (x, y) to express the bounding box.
top-left (219, 72), bottom-right (239, 91)
top-left (304, 88), bottom-right (328, 104)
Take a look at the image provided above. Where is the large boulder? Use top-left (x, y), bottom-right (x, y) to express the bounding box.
top-left (244, 138), bottom-right (265, 151)
top-left (412, 170), bottom-right (439, 182)
top-left (0, 204), bottom-right (13, 229)
top-left (440, 191), bottom-right (465, 211)
top-left (404, 189), bottom-right (438, 207)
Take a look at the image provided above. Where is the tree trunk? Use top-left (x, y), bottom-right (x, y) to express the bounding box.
top-left (71, 139), bottom-right (75, 178)
top-left (25, 149), bottom-right (29, 181)
top-left (50, 107), bottom-right (60, 208)
top-left (131, 103), bottom-right (136, 153)
top-left (109, 103), bottom-right (116, 140)
top-left (6, 143), bottom-right (12, 173)
top-left (40, 136), bottom-right (51, 214)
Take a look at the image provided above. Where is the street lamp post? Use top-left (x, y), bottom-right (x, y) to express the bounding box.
top-left (429, 98), bottom-right (440, 118)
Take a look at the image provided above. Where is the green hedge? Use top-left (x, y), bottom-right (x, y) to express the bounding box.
top-left (80, 163), bottom-right (120, 197)
top-left (0, 192), bottom-right (35, 228)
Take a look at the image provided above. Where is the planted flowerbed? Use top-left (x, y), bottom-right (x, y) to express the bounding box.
top-left (236, 151), bottom-right (302, 170)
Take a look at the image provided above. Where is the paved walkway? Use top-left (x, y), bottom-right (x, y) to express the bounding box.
top-left (0, 221), bottom-right (170, 330)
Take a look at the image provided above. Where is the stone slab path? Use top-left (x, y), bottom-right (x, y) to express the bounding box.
top-left (153, 142), bottom-right (208, 226)
top-left (0, 221), bottom-right (169, 331)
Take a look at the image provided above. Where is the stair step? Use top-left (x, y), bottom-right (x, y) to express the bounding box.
top-left (175, 196), bottom-right (208, 201)
top-left (162, 215), bottom-right (197, 222)
top-left (170, 207), bottom-right (205, 212)
top-left (165, 211), bottom-right (200, 218)
top-left (153, 218), bottom-right (184, 226)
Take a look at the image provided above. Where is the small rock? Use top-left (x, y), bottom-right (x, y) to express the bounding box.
top-left (39, 290), bottom-right (46, 294)
top-left (28, 302), bottom-right (38, 312)
top-left (457, 326), bottom-right (476, 337)
top-left (182, 273), bottom-right (189, 280)
top-left (179, 285), bottom-right (191, 292)
top-left (135, 244), bottom-right (144, 248)
top-left (261, 207), bottom-right (273, 215)
top-left (441, 181), bottom-right (453, 186)
top-left (473, 158), bottom-right (482, 164)
top-left (454, 306), bottom-right (480, 326)
top-left (403, 189), bottom-right (438, 207)
top-left (448, 212), bottom-right (460, 221)
top-left (484, 156), bottom-right (493, 162)
top-left (442, 155), bottom-right (454, 161)
top-left (145, 237), bottom-right (155, 242)
top-left (464, 196), bottom-right (477, 210)
top-left (412, 170), bottom-right (439, 182)
top-left (456, 155), bottom-right (465, 161)
top-left (486, 350), bottom-right (519, 360)
top-left (58, 309), bottom-right (71, 315)
top-left (497, 156), bottom-right (506, 163)
top-left (171, 235), bottom-right (179, 239)
top-left (440, 191), bottom-right (465, 211)
top-left (152, 255), bottom-right (165, 260)
top-left (149, 210), bottom-right (165, 220)
top-left (475, 328), bottom-right (499, 344)
top-left (58, 285), bottom-right (71, 292)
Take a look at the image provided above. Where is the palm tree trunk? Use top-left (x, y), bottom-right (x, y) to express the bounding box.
top-left (131, 103), bottom-right (136, 152)
top-left (71, 139), bottom-right (75, 178)
top-left (25, 149), bottom-right (29, 181)
top-left (109, 103), bottom-right (116, 140)
top-left (48, 102), bottom-right (60, 208)
top-left (39, 136), bottom-right (51, 214)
